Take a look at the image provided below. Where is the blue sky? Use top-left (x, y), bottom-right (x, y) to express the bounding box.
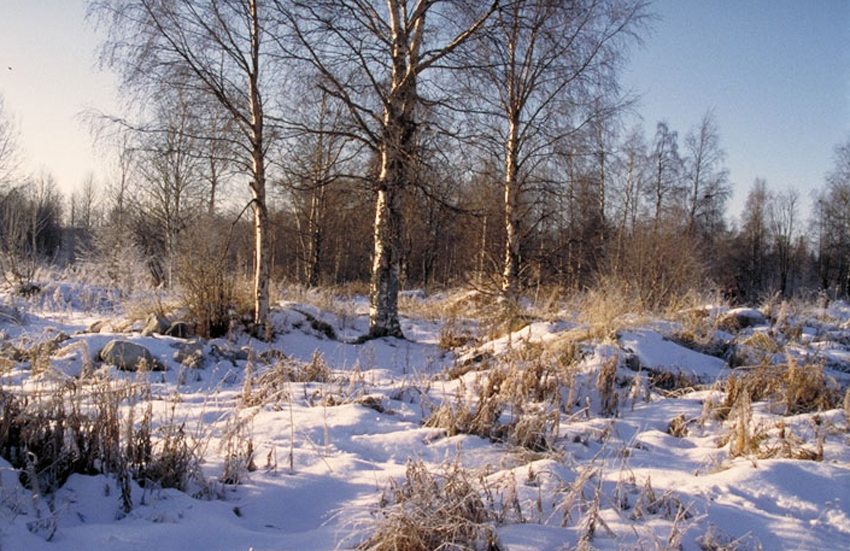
top-left (0, 0), bottom-right (848, 223)
top-left (623, 0), bottom-right (850, 221)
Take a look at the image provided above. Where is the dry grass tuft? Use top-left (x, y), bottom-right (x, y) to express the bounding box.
top-left (571, 283), bottom-right (646, 342)
top-left (355, 460), bottom-right (502, 551)
top-left (649, 369), bottom-right (699, 395)
top-left (698, 524), bottom-right (764, 550)
top-left (245, 352), bottom-right (335, 407)
top-left (714, 357), bottom-right (841, 421)
top-left (438, 317), bottom-right (476, 351)
top-left (219, 410), bottom-right (257, 485)
top-left (780, 358), bottom-right (840, 415)
top-left (668, 414), bottom-right (689, 438)
top-left (426, 358), bottom-right (565, 452)
top-left (739, 332), bottom-right (781, 354)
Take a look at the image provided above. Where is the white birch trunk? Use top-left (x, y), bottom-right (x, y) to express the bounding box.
top-left (502, 116), bottom-right (521, 299)
top-left (248, 0), bottom-right (270, 339)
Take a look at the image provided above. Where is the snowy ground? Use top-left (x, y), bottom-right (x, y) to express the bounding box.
top-left (1, 281), bottom-right (849, 551)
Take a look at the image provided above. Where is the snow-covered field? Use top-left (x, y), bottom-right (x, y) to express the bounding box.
top-left (1, 281), bottom-right (849, 551)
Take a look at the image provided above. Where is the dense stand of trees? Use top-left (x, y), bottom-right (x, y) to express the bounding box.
top-left (1, 2), bottom-right (849, 335)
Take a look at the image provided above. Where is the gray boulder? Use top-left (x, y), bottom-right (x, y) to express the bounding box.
top-left (142, 313), bottom-right (170, 336)
top-left (100, 340), bottom-right (164, 371)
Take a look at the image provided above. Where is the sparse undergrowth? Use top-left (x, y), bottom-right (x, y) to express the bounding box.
top-left (0, 379), bottom-right (209, 507)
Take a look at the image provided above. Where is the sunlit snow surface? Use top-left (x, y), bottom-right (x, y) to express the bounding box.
top-left (1, 283), bottom-right (848, 551)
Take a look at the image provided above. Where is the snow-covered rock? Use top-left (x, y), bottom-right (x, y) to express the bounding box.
top-left (99, 339), bottom-right (163, 371)
top-left (619, 329), bottom-right (728, 379)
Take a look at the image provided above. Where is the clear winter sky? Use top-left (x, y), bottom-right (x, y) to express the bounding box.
top-left (0, 0), bottom-right (848, 223)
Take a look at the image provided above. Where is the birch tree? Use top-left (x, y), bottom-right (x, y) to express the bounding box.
top-left (91, 0), bottom-right (276, 337)
top-left (683, 109), bottom-right (730, 239)
top-left (610, 126), bottom-right (648, 271)
top-left (821, 137), bottom-right (850, 296)
top-left (738, 178), bottom-right (770, 300)
top-left (463, 0), bottom-right (648, 299)
top-left (133, 96), bottom-right (207, 286)
top-left (281, 0), bottom-right (498, 338)
top-left (282, 85), bottom-right (356, 287)
top-left (769, 188), bottom-right (798, 296)
top-left (649, 121), bottom-right (682, 226)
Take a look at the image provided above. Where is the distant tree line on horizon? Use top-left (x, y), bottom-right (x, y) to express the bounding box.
top-left (1, 1), bottom-right (849, 338)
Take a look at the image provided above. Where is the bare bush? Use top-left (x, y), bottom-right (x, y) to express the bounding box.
top-left (245, 352), bottom-right (335, 407)
top-left (0, 382), bottom-right (126, 492)
top-left (219, 410), bottom-right (256, 485)
top-left (597, 222), bottom-right (708, 313)
top-left (177, 216), bottom-right (252, 338)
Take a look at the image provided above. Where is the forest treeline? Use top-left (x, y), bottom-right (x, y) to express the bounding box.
top-left (1, 1), bottom-right (849, 339)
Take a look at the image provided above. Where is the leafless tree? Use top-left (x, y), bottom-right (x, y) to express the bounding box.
top-left (768, 188), bottom-right (799, 296)
top-left (67, 172), bottom-right (101, 264)
top-left (71, 173), bottom-right (101, 236)
top-left (813, 137), bottom-right (850, 297)
top-left (736, 177), bottom-right (770, 300)
top-left (462, 0), bottom-right (648, 299)
top-left (91, 0), bottom-right (277, 337)
top-left (609, 126), bottom-right (648, 269)
top-left (280, 0), bottom-right (498, 338)
top-left (683, 109), bottom-right (730, 240)
top-left (0, 173), bottom-right (63, 287)
top-left (280, 84), bottom-right (358, 287)
top-left (649, 121), bottom-right (683, 227)
top-left (132, 95), bottom-right (207, 286)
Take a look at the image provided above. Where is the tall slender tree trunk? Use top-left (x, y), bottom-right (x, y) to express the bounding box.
top-left (208, 151), bottom-right (218, 216)
top-left (369, 174), bottom-right (404, 338)
top-left (252, 184), bottom-right (270, 337)
top-left (306, 109), bottom-right (328, 288)
top-left (477, 214), bottom-right (488, 284)
top-left (248, 0), bottom-right (270, 339)
top-left (502, 116), bottom-right (521, 299)
top-left (615, 150), bottom-right (635, 272)
top-left (307, 182), bottom-right (325, 288)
